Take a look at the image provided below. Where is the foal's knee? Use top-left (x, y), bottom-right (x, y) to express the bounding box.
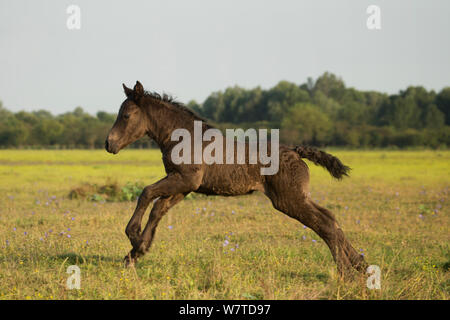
top-left (125, 223), bottom-right (139, 238)
top-left (139, 185), bottom-right (155, 203)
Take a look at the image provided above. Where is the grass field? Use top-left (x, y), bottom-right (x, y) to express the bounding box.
top-left (0, 149), bottom-right (448, 300)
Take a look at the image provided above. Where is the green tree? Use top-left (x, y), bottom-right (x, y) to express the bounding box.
top-left (31, 119), bottom-right (63, 146)
top-left (281, 103), bottom-right (332, 146)
top-left (0, 115), bottom-right (29, 147)
top-left (436, 87), bottom-right (450, 125)
top-left (266, 81), bottom-right (310, 123)
top-left (313, 72), bottom-right (345, 98)
top-left (96, 111), bottom-right (116, 123)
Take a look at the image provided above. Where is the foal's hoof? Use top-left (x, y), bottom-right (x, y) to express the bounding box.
top-left (123, 253), bottom-right (136, 268)
top-left (337, 265), bottom-right (355, 281)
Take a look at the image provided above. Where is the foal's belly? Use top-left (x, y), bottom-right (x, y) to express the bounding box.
top-left (196, 164), bottom-right (265, 196)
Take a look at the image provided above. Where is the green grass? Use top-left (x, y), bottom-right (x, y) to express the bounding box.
top-left (0, 149), bottom-right (448, 300)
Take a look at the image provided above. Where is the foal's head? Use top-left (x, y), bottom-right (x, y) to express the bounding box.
top-left (105, 81), bottom-right (149, 154)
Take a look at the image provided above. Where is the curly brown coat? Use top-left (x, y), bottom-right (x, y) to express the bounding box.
top-left (105, 81), bottom-right (367, 276)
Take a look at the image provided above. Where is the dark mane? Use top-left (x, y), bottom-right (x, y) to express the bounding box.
top-left (142, 91), bottom-right (212, 126)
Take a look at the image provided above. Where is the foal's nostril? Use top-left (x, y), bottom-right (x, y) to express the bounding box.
top-left (105, 139), bottom-right (109, 151)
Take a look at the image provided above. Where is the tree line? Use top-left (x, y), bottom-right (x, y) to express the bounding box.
top-left (1, 72), bottom-right (449, 149)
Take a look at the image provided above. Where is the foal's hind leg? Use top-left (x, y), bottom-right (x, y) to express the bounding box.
top-left (124, 193), bottom-right (185, 266)
top-left (310, 201), bottom-right (368, 273)
top-left (264, 151), bottom-right (367, 277)
top-left (267, 192), bottom-right (366, 276)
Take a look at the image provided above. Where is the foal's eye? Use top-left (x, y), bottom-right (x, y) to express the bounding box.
top-left (123, 114), bottom-right (130, 119)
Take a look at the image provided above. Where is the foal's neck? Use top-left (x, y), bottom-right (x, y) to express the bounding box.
top-left (144, 101), bottom-right (196, 152)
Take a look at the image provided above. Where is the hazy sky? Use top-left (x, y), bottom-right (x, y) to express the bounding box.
top-left (1, 0), bottom-right (449, 114)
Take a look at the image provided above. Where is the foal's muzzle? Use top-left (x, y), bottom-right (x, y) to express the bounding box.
top-left (105, 139), bottom-right (117, 154)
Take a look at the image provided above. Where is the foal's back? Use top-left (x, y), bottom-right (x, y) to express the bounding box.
top-left (197, 141), bottom-right (308, 197)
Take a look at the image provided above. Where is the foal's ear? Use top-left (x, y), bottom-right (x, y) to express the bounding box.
top-left (123, 83), bottom-right (133, 98)
top-left (134, 81), bottom-right (144, 99)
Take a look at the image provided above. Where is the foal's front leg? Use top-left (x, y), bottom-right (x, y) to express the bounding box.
top-left (125, 193), bottom-right (185, 265)
top-left (125, 177), bottom-right (170, 249)
top-left (124, 173), bottom-right (198, 266)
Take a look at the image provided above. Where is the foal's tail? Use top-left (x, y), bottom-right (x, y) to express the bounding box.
top-left (294, 146), bottom-right (350, 179)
